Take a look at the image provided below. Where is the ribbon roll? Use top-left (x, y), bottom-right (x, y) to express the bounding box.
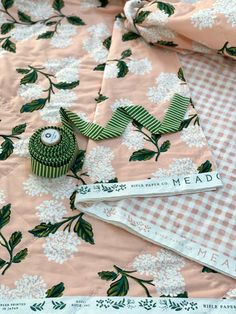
top-left (29, 126), bottom-right (78, 178)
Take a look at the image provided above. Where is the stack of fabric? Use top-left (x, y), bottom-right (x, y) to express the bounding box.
top-left (0, 1), bottom-right (235, 313)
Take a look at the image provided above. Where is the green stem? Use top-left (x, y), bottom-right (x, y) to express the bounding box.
top-left (0, 232), bottom-right (13, 275)
top-left (114, 265), bottom-right (154, 298)
top-left (155, 150), bottom-right (160, 162)
top-left (0, 134), bottom-right (20, 140)
top-left (67, 174), bottom-right (87, 185)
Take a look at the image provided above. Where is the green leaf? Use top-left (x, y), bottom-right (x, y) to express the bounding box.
top-left (134, 11), bottom-right (151, 24)
top-left (69, 191), bottom-right (77, 210)
top-left (37, 31), bottom-right (55, 39)
top-left (99, 0), bottom-right (109, 7)
top-left (161, 291), bottom-right (188, 298)
top-left (53, 81), bottom-right (80, 90)
top-left (107, 275), bottom-right (129, 296)
top-left (16, 68), bottom-right (31, 74)
top-left (121, 49), bottom-right (132, 59)
top-left (46, 282), bottom-right (65, 298)
top-left (129, 149), bottom-right (156, 161)
top-left (2, 38), bottom-right (16, 53)
top-left (94, 63), bottom-right (106, 71)
top-left (20, 98), bottom-right (46, 113)
top-left (151, 133), bottom-right (161, 142)
top-left (202, 266), bottom-right (218, 273)
top-left (197, 160), bottom-right (212, 173)
top-left (67, 16), bottom-right (85, 26)
top-left (11, 123), bottom-right (26, 135)
top-left (98, 271), bottom-right (118, 281)
top-left (0, 258), bottom-right (6, 269)
top-left (1, 0), bottom-right (14, 10)
top-left (71, 150), bottom-right (85, 174)
top-left (178, 68), bottom-right (186, 82)
top-left (157, 1), bottom-right (175, 16)
top-left (1, 23), bottom-right (14, 35)
top-left (95, 93), bottom-right (108, 103)
top-left (28, 222), bottom-right (60, 238)
top-left (52, 0), bottom-right (64, 11)
top-left (0, 138), bottom-right (14, 160)
top-left (160, 140), bottom-right (171, 152)
top-left (122, 31), bottom-right (140, 41)
top-left (226, 46), bottom-right (236, 56)
top-left (103, 36), bottom-right (111, 50)
top-left (17, 10), bottom-right (32, 23)
top-left (74, 216), bottom-right (94, 244)
top-left (20, 70), bottom-right (38, 84)
top-left (12, 248), bottom-right (28, 263)
top-left (0, 204), bottom-right (11, 229)
top-left (117, 60), bottom-right (129, 78)
top-left (9, 231), bottom-right (22, 249)
top-left (157, 40), bottom-right (178, 47)
top-left (107, 178), bottom-right (118, 183)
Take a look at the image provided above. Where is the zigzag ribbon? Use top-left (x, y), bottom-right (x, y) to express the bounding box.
top-left (29, 93), bottom-right (190, 178)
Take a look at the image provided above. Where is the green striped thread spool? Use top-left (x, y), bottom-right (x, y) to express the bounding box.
top-left (29, 126), bottom-right (78, 178)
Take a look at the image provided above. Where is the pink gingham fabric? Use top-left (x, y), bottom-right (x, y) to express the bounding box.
top-left (85, 52), bottom-right (236, 277)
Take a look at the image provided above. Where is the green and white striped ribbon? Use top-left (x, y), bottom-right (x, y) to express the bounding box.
top-left (29, 94), bottom-right (190, 178)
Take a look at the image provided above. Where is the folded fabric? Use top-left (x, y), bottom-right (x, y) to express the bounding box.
top-left (124, 0), bottom-right (236, 59)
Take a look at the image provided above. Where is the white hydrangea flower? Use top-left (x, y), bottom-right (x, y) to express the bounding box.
top-left (50, 24), bottom-right (77, 49)
top-left (88, 23), bottom-right (110, 38)
top-left (80, 0), bottom-right (100, 8)
top-left (40, 90), bottom-right (78, 123)
top-left (84, 146), bottom-right (116, 182)
top-left (147, 10), bottom-right (169, 25)
top-left (152, 158), bottom-right (198, 178)
top-left (104, 63), bottom-right (119, 79)
top-left (11, 24), bottom-right (47, 41)
top-left (133, 249), bottom-right (186, 297)
top-left (43, 231), bottom-right (81, 264)
top-left (213, 0), bottom-right (236, 27)
top-left (181, 125), bottom-right (206, 148)
top-left (191, 9), bottom-right (216, 30)
top-left (127, 58), bottom-right (152, 75)
top-left (147, 72), bottom-right (183, 104)
top-left (140, 25), bottom-right (175, 43)
top-left (122, 123), bottom-right (144, 150)
top-left (169, 158), bottom-right (198, 176)
top-left (14, 274), bottom-right (47, 299)
top-left (111, 98), bottom-right (135, 111)
top-left (156, 249), bottom-right (186, 272)
top-left (114, 18), bottom-right (124, 30)
top-left (83, 23), bottom-right (110, 63)
top-left (153, 270), bottom-right (186, 297)
top-left (15, 0), bottom-right (53, 20)
top-left (180, 0), bottom-right (200, 3)
top-left (36, 200), bottom-right (67, 223)
top-left (13, 137), bottom-right (30, 158)
top-left (132, 254), bottom-right (159, 276)
top-left (0, 285), bottom-right (13, 299)
top-left (43, 57), bottom-right (80, 83)
top-left (83, 37), bottom-right (108, 63)
top-left (18, 84), bottom-right (44, 101)
top-left (0, 190), bottom-right (6, 206)
top-left (23, 175), bottom-right (76, 199)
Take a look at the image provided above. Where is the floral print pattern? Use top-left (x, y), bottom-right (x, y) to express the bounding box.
top-left (23, 175), bottom-right (76, 199)
top-left (36, 200), bottom-right (67, 224)
top-left (132, 249), bottom-right (186, 297)
top-left (84, 146), bottom-right (116, 182)
top-left (43, 231), bottom-right (81, 264)
top-left (152, 158), bottom-right (198, 178)
top-left (181, 125), bottom-right (207, 148)
top-left (147, 72), bottom-right (189, 104)
top-left (122, 123), bottom-right (145, 150)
